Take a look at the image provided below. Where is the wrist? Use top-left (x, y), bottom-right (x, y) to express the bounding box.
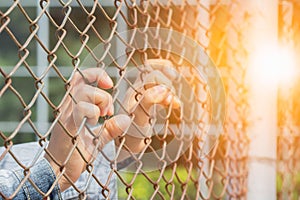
top-left (44, 153), bottom-right (70, 192)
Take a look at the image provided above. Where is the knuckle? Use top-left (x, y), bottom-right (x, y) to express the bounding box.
top-left (73, 85), bottom-right (87, 100)
top-left (103, 91), bottom-right (112, 104)
top-left (76, 101), bottom-right (86, 111)
top-left (94, 89), bottom-right (112, 107)
top-left (72, 71), bottom-right (84, 83)
top-left (93, 106), bottom-right (101, 117)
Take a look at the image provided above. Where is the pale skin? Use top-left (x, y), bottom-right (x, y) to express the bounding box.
top-left (45, 59), bottom-right (180, 191)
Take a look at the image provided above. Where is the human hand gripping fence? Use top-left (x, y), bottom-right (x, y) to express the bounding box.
top-left (45, 67), bottom-right (131, 192)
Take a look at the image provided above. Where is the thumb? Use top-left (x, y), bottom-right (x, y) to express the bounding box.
top-left (97, 114), bottom-right (131, 148)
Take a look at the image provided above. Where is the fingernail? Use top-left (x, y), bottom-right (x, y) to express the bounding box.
top-left (173, 96), bottom-right (181, 109)
top-left (108, 106), bottom-right (114, 116)
top-left (166, 94), bottom-right (173, 104)
top-left (115, 114), bottom-right (131, 132)
top-left (100, 108), bottom-right (106, 116)
top-left (104, 72), bottom-right (113, 87)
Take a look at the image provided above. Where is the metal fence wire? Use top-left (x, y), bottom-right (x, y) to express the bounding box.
top-left (0, 0), bottom-right (299, 200)
top-left (277, 0), bottom-right (300, 199)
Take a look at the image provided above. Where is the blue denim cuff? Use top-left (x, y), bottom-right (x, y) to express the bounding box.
top-left (14, 157), bottom-right (62, 200)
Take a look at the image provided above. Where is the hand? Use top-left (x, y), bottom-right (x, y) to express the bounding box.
top-left (45, 68), bottom-right (131, 191)
top-left (118, 59), bottom-right (181, 154)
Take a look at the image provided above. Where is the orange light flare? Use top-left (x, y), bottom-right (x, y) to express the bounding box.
top-left (249, 44), bottom-right (297, 87)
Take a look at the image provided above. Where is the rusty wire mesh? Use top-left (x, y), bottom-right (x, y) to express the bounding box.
top-left (277, 0), bottom-right (300, 199)
top-left (208, 1), bottom-right (250, 199)
top-left (1, 0), bottom-right (294, 199)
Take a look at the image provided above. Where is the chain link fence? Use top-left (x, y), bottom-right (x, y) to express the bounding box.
top-left (0, 0), bottom-right (299, 199)
top-left (277, 0), bottom-right (300, 199)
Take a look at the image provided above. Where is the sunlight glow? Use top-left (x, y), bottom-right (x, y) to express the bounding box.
top-left (250, 44), bottom-right (296, 86)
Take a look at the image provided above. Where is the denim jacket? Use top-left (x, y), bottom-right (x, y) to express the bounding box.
top-left (0, 158), bottom-right (62, 199)
top-left (0, 142), bottom-right (117, 200)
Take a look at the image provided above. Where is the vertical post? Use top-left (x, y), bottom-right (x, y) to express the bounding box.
top-left (198, 0), bottom-right (210, 49)
top-left (36, 5), bottom-right (49, 135)
top-left (246, 0), bottom-right (278, 199)
top-left (115, 3), bottom-right (128, 106)
top-left (197, 0), bottom-right (210, 198)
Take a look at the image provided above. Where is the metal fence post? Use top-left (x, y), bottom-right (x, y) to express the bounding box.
top-left (246, 0), bottom-right (278, 199)
top-left (36, 4), bottom-right (49, 135)
top-left (198, 0), bottom-right (210, 198)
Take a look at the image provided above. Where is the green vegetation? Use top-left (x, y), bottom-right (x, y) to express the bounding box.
top-left (277, 173), bottom-right (300, 199)
top-left (118, 166), bottom-right (198, 199)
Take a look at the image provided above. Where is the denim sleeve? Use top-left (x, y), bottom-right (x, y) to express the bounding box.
top-left (0, 157), bottom-right (62, 200)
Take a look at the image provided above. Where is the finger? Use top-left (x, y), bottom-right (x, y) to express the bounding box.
top-left (73, 101), bottom-right (101, 127)
top-left (162, 93), bottom-right (181, 109)
top-left (140, 85), bottom-right (169, 108)
top-left (143, 70), bottom-right (174, 93)
top-left (97, 114), bottom-right (131, 148)
top-left (73, 68), bottom-right (113, 89)
top-left (74, 84), bottom-right (113, 116)
top-left (141, 85), bottom-right (181, 109)
top-left (145, 59), bottom-right (178, 81)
